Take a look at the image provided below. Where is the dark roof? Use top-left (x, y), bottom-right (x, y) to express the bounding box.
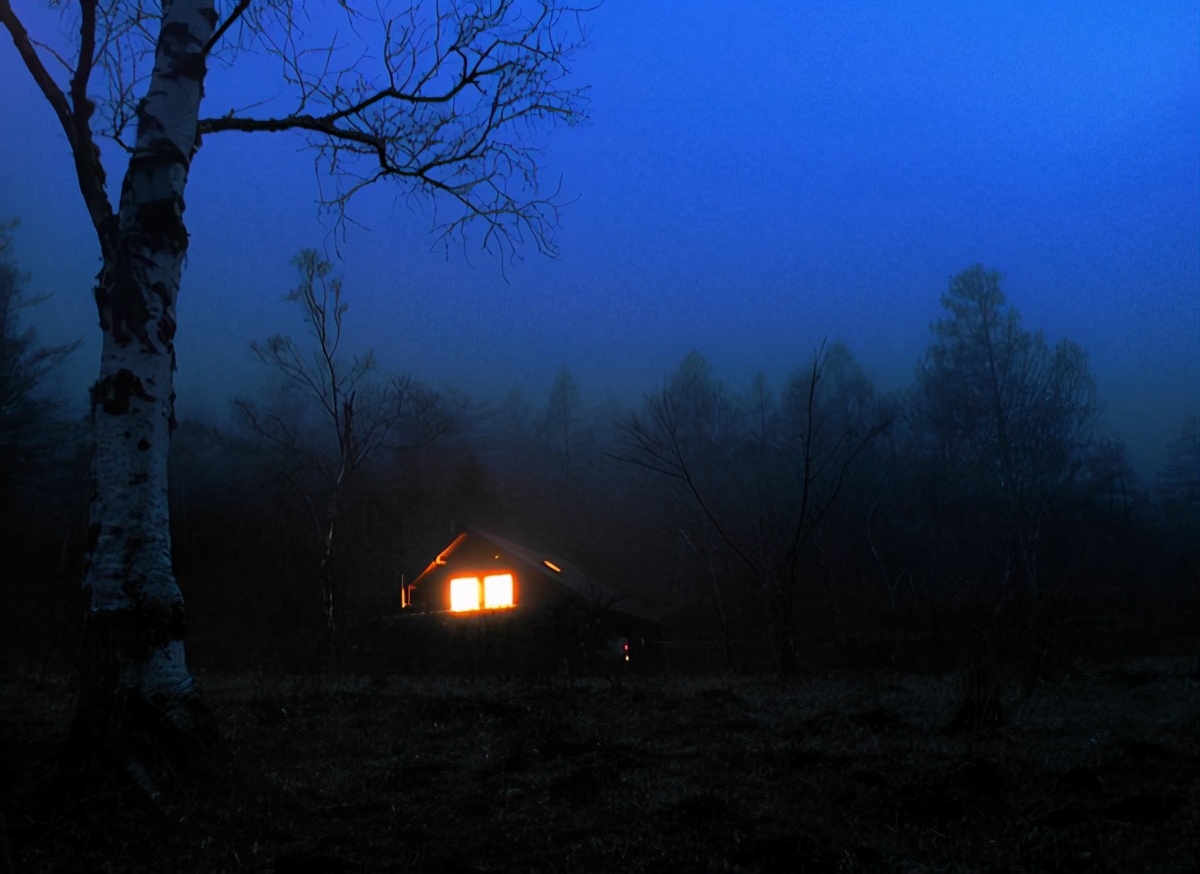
top-left (412, 527), bottom-right (661, 623)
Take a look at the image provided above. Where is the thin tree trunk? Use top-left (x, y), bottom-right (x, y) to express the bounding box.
top-left (320, 396), bottom-right (356, 673)
top-left (70, 0), bottom-right (216, 779)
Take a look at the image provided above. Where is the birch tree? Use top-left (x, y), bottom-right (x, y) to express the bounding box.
top-left (0, 0), bottom-right (587, 782)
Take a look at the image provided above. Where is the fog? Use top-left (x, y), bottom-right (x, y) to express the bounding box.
top-left (4, 6), bottom-right (1200, 866)
top-left (1, 0), bottom-right (1197, 472)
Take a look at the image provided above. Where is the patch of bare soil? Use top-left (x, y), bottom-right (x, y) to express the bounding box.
top-left (2, 662), bottom-right (1197, 872)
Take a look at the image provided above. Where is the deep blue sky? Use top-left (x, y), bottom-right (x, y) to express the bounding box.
top-left (1, 1), bottom-right (1197, 472)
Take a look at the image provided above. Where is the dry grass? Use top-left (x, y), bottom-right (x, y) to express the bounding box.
top-left (2, 661), bottom-right (1197, 872)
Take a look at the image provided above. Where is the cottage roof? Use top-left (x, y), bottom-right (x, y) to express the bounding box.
top-left (412, 527), bottom-right (661, 623)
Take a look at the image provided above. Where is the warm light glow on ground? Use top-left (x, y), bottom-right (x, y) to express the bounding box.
top-left (543, 560), bottom-right (561, 573)
top-left (483, 573), bottom-right (515, 608)
top-left (449, 576), bottom-right (482, 611)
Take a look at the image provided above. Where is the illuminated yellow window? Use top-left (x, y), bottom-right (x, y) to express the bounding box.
top-left (449, 577), bottom-right (481, 612)
top-left (483, 573), bottom-right (515, 609)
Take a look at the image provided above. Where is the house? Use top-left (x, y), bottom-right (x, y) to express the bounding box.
top-left (402, 527), bottom-right (661, 630)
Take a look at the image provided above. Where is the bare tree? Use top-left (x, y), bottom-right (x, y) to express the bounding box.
top-left (914, 265), bottom-right (1097, 601)
top-left (0, 0), bottom-right (588, 784)
top-left (236, 248), bottom-right (449, 670)
top-left (617, 345), bottom-right (889, 674)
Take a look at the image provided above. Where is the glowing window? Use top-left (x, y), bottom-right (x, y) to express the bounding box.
top-left (449, 577), bottom-right (481, 612)
top-left (483, 573), bottom-right (515, 609)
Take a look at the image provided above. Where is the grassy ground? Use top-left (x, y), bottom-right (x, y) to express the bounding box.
top-left (2, 659), bottom-right (1196, 872)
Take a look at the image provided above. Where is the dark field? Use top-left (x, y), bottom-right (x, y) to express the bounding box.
top-left (2, 661), bottom-right (1197, 873)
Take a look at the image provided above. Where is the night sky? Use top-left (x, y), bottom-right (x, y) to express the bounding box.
top-left (1, 0), bottom-right (1197, 473)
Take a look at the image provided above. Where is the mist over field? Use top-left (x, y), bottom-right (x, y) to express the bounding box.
top-left (2, 1), bottom-right (1196, 474)
top-left (0, 2), bottom-right (1197, 871)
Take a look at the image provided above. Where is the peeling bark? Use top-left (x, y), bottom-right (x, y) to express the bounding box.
top-left (0, 0), bottom-right (588, 789)
top-left (69, 0), bottom-right (217, 781)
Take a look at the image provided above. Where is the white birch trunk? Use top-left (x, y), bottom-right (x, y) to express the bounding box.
top-left (76, 0), bottom-right (214, 745)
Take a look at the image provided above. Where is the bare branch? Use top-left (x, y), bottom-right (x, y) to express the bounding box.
top-left (203, 0), bottom-right (251, 56)
top-left (0, 0), bottom-right (115, 257)
top-left (197, 0), bottom-right (589, 260)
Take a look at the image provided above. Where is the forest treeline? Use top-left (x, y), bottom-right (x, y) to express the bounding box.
top-left (1, 238), bottom-right (1197, 678)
